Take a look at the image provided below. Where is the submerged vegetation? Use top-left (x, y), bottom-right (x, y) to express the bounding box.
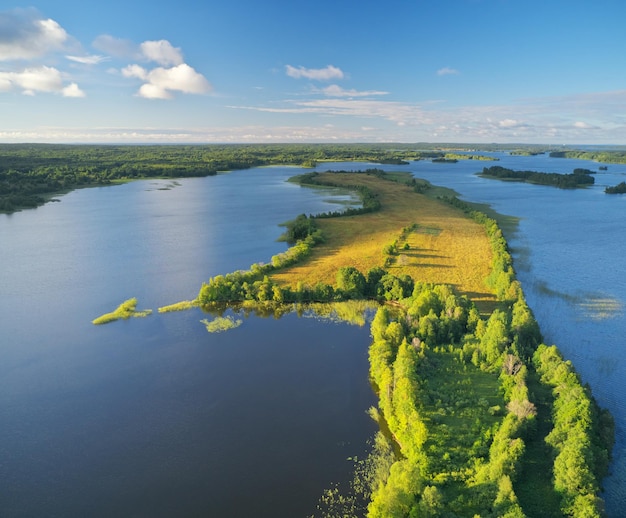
top-left (201, 315), bottom-right (243, 333)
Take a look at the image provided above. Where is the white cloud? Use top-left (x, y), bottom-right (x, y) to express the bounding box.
top-left (127, 63), bottom-right (211, 99)
top-left (0, 8), bottom-right (68, 61)
top-left (499, 118), bottom-right (521, 128)
top-left (437, 67), bottom-right (460, 76)
top-left (66, 54), bottom-right (109, 65)
top-left (2, 66), bottom-right (61, 92)
top-left (122, 64), bottom-right (148, 81)
top-left (140, 40), bottom-right (183, 66)
top-left (321, 84), bottom-right (388, 97)
top-left (62, 82), bottom-right (85, 97)
top-left (286, 64), bottom-right (344, 81)
top-left (0, 65), bottom-right (84, 96)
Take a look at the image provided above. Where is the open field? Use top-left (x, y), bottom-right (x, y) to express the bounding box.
top-left (271, 172), bottom-right (497, 311)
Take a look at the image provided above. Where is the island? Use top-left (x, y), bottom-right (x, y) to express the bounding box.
top-left (478, 165), bottom-right (595, 188)
top-left (605, 181), bottom-right (626, 194)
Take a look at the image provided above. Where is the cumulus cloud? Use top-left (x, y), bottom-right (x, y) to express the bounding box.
top-left (0, 8), bottom-right (69, 61)
top-left (62, 82), bottom-right (85, 97)
top-left (286, 64), bottom-right (344, 81)
top-left (0, 65), bottom-right (81, 96)
top-left (115, 38), bottom-right (210, 99)
top-left (321, 84), bottom-right (388, 97)
top-left (0, 67), bottom-right (54, 93)
top-left (437, 67), bottom-right (460, 76)
top-left (124, 63), bottom-right (211, 99)
top-left (140, 40), bottom-right (183, 66)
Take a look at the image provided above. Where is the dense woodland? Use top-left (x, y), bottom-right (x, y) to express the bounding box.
top-left (479, 165), bottom-right (596, 188)
top-left (1, 142), bottom-right (609, 213)
top-left (0, 143), bottom-right (426, 212)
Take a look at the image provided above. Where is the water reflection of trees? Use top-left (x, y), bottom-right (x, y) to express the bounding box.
top-left (200, 300), bottom-right (378, 326)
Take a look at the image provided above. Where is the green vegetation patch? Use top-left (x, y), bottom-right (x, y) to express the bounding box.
top-left (201, 315), bottom-right (243, 333)
top-left (92, 298), bottom-right (152, 325)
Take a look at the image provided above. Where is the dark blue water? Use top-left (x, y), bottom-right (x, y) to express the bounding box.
top-left (0, 169), bottom-right (376, 517)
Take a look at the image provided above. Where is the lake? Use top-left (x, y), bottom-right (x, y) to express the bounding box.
top-left (0, 169), bottom-right (376, 517)
top-left (1, 155), bottom-right (625, 516)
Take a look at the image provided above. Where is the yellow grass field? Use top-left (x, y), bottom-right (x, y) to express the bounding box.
top-left (271, 172), bottom-right (497, 310)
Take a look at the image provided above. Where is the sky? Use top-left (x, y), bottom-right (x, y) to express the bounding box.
top-left (1, 0), bottom-right (626, 144)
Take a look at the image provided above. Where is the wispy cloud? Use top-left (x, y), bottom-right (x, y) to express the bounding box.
top-left (228, 88), bottom-right (626, 144)
top-left (285, 64), bottom-right (344, 81)
top-left (66, 54), bottom-right (109, 65)
top-left (319, 84), bottom-right (388, 97)
top-left (92, 34), bottom-right (140, 60)
top-left (437, 67), bottom-right (460, 76)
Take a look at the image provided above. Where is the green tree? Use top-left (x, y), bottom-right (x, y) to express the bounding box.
top-left (336, 266), bottom-right (366, 299)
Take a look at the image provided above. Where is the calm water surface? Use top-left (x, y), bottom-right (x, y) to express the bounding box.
top-left (0, 168), bottom-right (375, 517)
top-left (2, 156), bottom-right (625, 516)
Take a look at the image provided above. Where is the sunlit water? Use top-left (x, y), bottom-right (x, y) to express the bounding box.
top-left (1, 156), bottom-right (625, 516)
top-left (0, 168), bottom-right (376, 517)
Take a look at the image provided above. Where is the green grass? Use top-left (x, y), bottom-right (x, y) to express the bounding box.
top-left (158, 300), bottom-right (198, 312)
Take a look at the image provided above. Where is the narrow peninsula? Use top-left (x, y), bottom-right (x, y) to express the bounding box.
top-left (188, 169), bottom-right (612, 518)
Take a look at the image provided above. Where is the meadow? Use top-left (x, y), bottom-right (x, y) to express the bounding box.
top-left (271, 171), bottom-right (497, 312)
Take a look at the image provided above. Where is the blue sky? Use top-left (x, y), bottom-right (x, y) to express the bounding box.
top-left (2, 0), bottom-right (626, 144)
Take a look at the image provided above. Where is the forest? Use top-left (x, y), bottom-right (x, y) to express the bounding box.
top-left (0, 143), bottom-right (429, 212)
top-left (0, 142), bottom-right (599, 213)
top-left (479, 165), bottom-right (596, 188)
